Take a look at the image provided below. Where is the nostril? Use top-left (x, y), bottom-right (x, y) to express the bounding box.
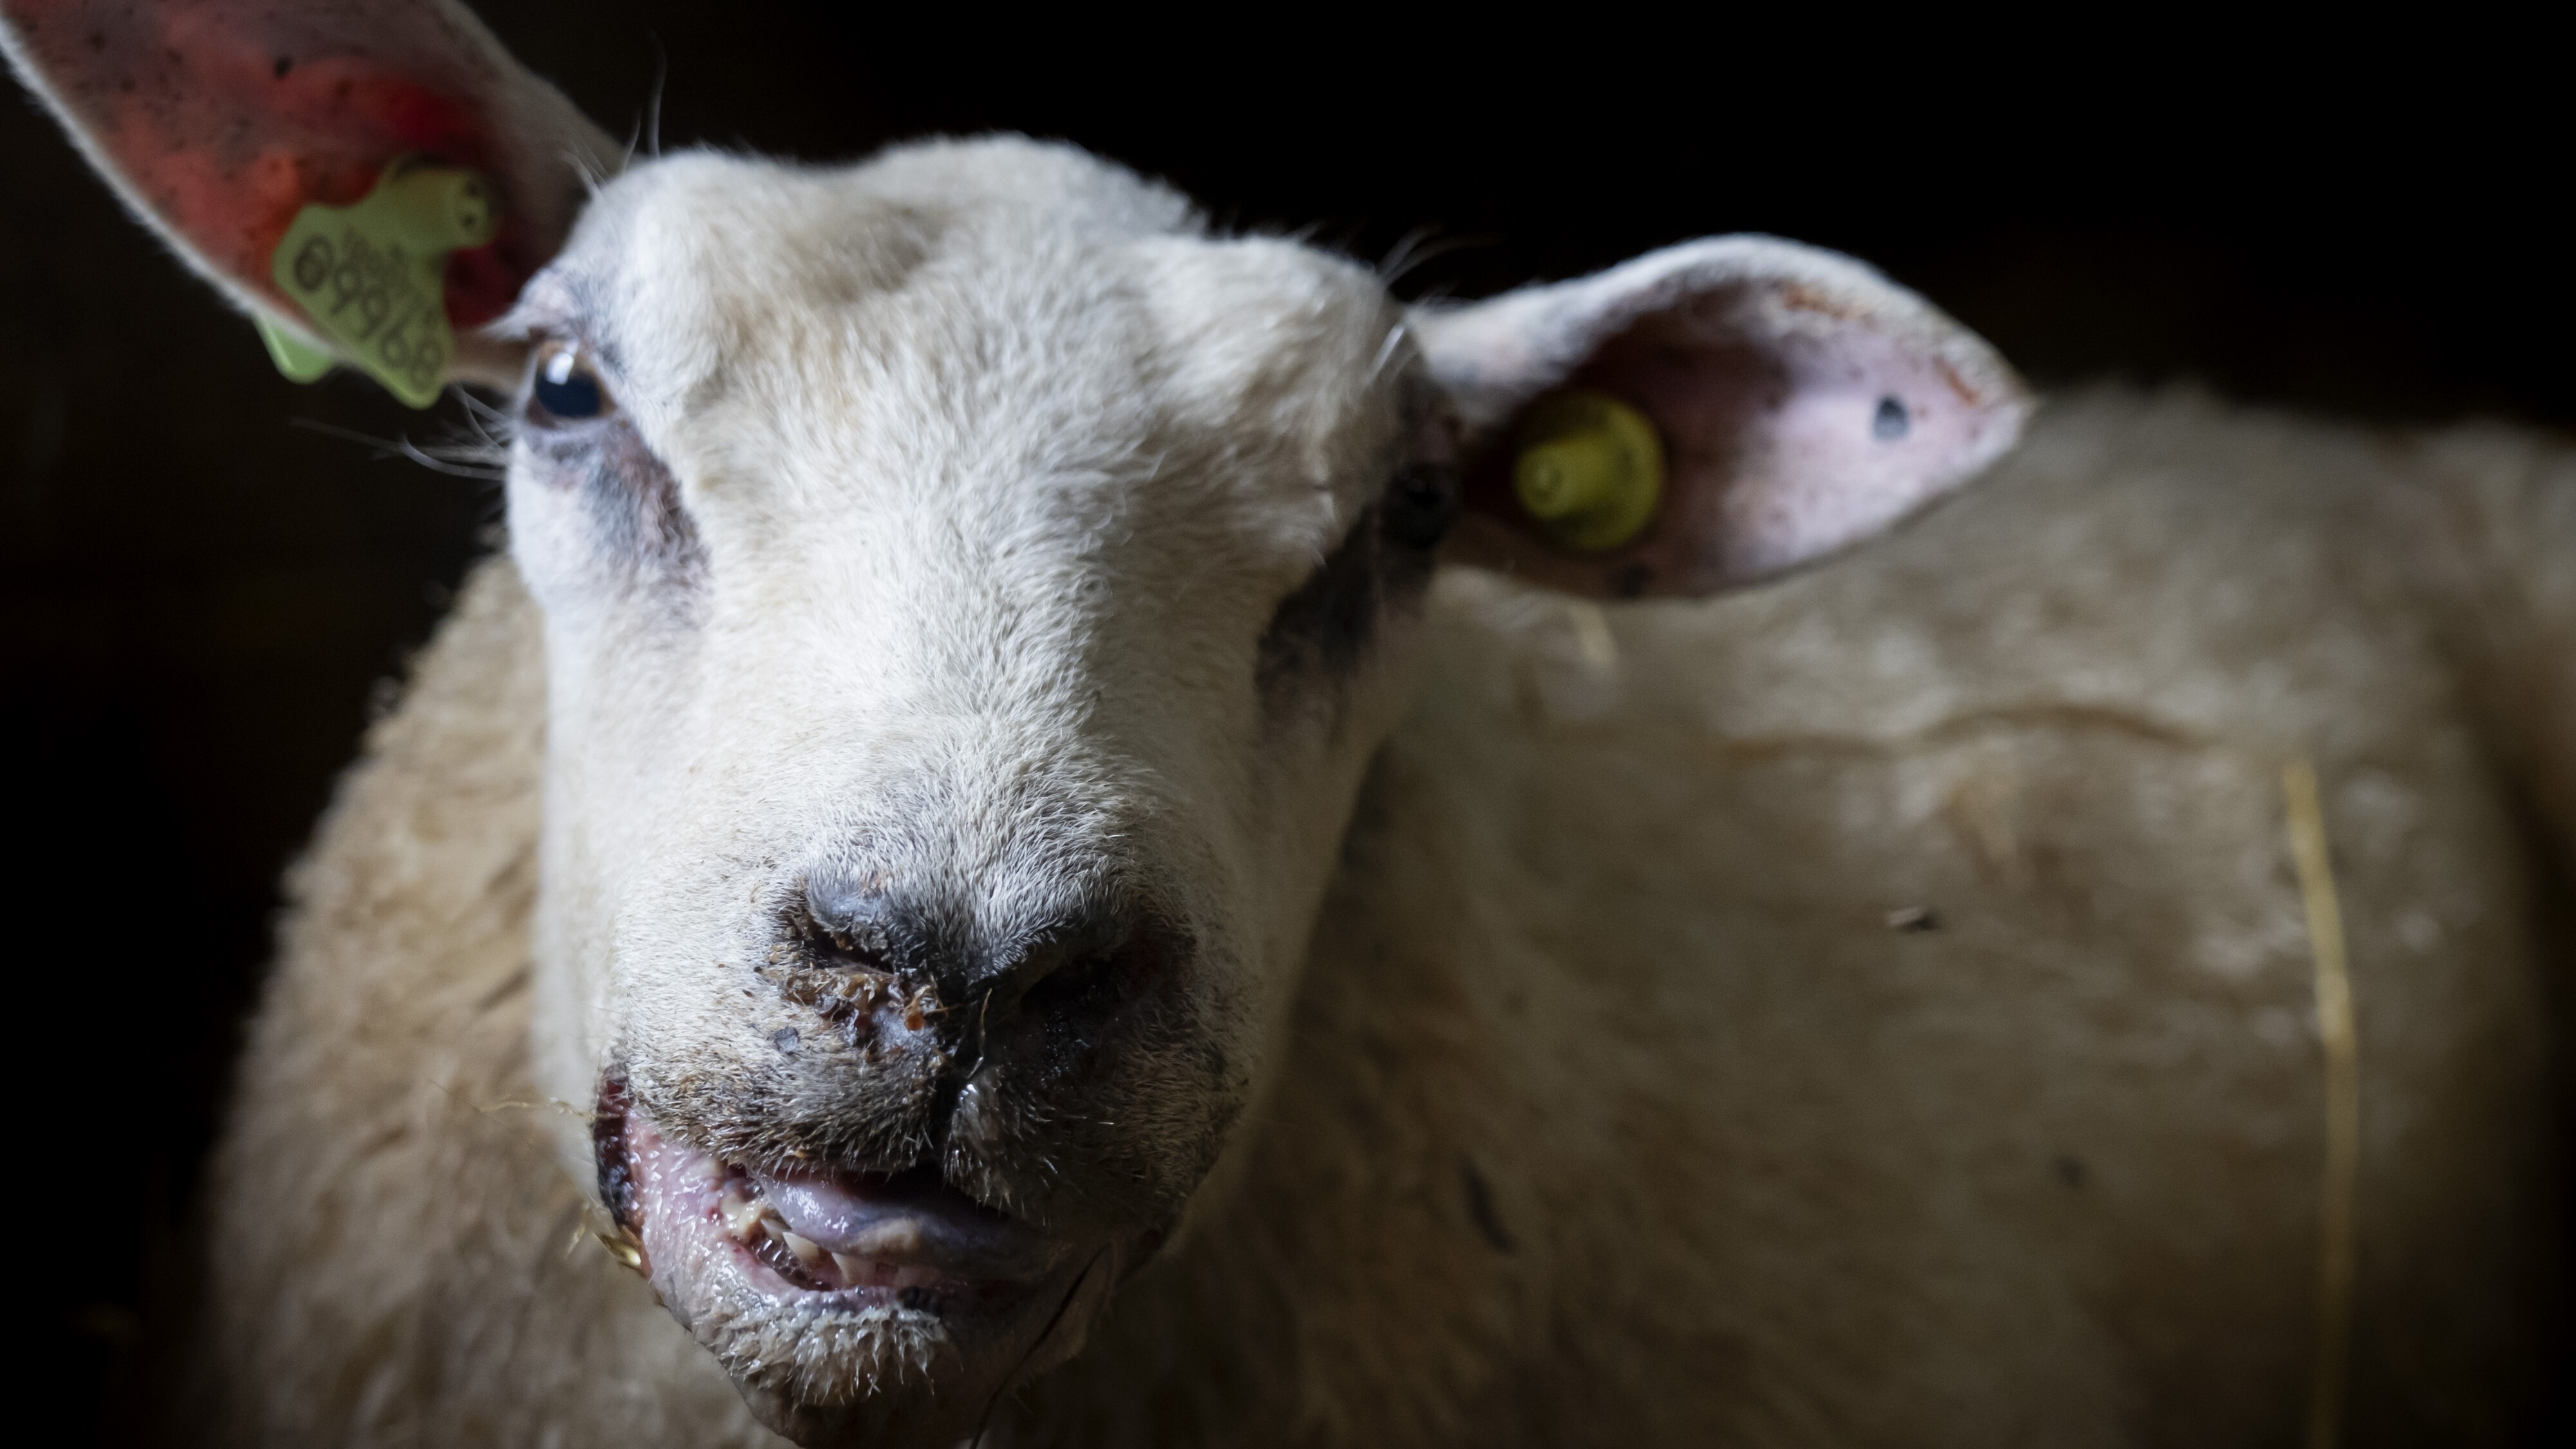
top-left (1014, 950), bottom-right (1121, 1019)
top-left (781, 869), bottom-right (1186, 1035)
top-left (992, 911), bottom-right (1188, 1025)
top-left (801, 869), bottom-right (902, 972)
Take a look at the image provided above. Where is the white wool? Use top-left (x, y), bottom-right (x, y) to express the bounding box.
top-left (200, 384), bottom-right (2571, 1444)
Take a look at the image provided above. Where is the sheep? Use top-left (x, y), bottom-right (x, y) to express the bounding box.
top-left (8, 1), bottom-right (2566, 1444)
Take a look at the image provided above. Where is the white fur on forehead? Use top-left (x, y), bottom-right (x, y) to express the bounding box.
top-left (536, 138), bottom-right (1204, 412)
top-left (535, 137), bottom-right (1405, 556)
top-left (1135, 235), bottom-right (1409, 480)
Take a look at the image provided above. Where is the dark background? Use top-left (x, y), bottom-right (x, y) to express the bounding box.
top-left (6, 8), bottom-right (2564, 1441)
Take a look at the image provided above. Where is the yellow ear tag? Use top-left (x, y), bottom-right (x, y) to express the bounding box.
top-left (261, 158), bottom-right (499, 408)
top-left (1511, 390), bottom-right (1665, 552)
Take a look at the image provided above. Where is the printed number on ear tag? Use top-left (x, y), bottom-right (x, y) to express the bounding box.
top-left (261, 158), bottom-right (499, 408)
top-left (1512, 391), bottom-right (1665, 553)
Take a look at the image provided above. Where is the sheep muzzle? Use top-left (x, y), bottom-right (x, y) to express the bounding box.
top-left (596, 1089), bottom-right (1139, 1446)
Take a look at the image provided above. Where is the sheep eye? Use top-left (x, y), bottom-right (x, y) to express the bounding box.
top-left (529, 342), bottom-right (613, 424)
top-left (1381, 460), bottom-right (1459, 550)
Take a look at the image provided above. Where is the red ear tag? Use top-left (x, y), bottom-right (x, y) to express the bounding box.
top-left (260, 156), bottom-right (498, 407)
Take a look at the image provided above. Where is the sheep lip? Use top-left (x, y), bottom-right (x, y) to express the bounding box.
top-left (620, 1113), bottom-right (1067, 1300)
top-left (594, 1094), bottom-right (1136, 1441)
top-left (748, 1163), bottom-right (1057, 1278)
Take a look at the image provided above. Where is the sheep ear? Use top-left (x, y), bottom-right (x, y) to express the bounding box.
top-left (1414, 237), bottom-right (2027, 597)
top-left (1, 0), bottom-right (616, 392)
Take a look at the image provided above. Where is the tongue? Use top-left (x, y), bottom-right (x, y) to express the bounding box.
top-left (750, 1165), bottom-right (1057, 1279)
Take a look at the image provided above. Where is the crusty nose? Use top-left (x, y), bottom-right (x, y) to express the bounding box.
top-left (800, 867), bottom-right (1181, 1029)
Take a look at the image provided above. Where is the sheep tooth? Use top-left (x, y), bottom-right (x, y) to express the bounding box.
top-left (717, 1186), bottom-right (768, 1240)
top-left (592, 1229), bottom-right (644, 1273)
top-left (831, 1251), bottom-right (868, 1283)
top-left (777, 1227), bottom-right (827, 1269)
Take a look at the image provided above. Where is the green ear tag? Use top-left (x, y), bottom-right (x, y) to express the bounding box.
top-left (253, 314), bottom-right (335, 382)
top-left (1511, 390), bottom-right (1665, 552)
top-left (263, 158), bottom-right (498, 408)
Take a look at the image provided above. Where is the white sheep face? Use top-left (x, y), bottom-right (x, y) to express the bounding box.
top-left (508, 142), bottom-right (1444, 1441)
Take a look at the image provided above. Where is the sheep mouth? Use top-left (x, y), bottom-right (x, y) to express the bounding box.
top-left (616, 1113), bottom-right (1071, 1303)
top-left (596, 1087), bottom-right (1118, 1444)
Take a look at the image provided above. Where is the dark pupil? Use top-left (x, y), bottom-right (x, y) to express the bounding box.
top-left (1383, 462), bottom-right (1459, 549)
top-left (536, 365), bottom-right (605, 420)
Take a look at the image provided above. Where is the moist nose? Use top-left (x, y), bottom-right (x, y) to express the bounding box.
top-left (802, 869), bottom-right (911, 971)
top-left (799, 869), bottom-right (1182, 1027)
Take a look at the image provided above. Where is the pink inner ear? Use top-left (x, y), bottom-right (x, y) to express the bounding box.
top-left (1578, 288), bottom-right (2009, 586)
top-left (12, 0), bottom-right (526, 326)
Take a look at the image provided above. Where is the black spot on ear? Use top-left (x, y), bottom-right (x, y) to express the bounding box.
top-left (1611, 563), bottom-right (1653, 598)
top-left (272, 55), bottom-right (293, 79)
top-left (1873, 395), bottom-right (1910, 440)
